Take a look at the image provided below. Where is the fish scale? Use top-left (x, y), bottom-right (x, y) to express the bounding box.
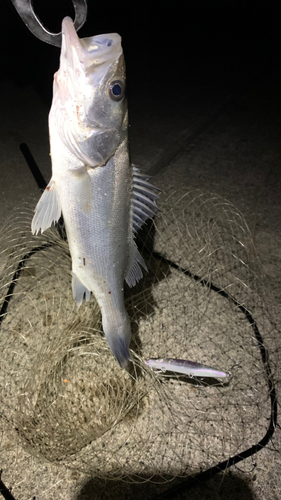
top-left (31, 17), bottom-right (159, 368)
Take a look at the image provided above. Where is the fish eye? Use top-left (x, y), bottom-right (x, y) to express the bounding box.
top-left (108, 80), bottom-right (125, 102)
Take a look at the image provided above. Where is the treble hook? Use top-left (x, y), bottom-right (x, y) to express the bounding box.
top-left (10, 0), bottom-right (87, 47)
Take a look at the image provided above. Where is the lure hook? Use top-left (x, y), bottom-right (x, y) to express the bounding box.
top-left (10, 0), bottom-right (87, 47)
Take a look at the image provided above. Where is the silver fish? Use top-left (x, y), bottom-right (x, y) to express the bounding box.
top-left (145, 358), bottom-right (227, 378)
top-left (31, 17), bottom-right (159, 368)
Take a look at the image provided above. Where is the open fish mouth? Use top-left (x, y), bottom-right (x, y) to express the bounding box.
top-left (61, 16), bottom-right (123, 74)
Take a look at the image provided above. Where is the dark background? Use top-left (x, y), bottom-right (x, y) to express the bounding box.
top-left (2, 0), bottom-right (280, 105)
top-left (2, 0), bottom-right (280, 183)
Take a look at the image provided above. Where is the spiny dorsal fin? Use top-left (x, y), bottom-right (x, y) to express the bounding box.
top-left (126, 165), bottom-right (161, 288)
top-left (132, 164), bottom-right (161, 234)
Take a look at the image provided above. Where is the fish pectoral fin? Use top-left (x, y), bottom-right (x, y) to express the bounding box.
top-left (125, 241), bottom-right (148, 288)
top-left (71, 271), bottom-right (91, 307)
top-left (31, 179), bottom-right (61, 235)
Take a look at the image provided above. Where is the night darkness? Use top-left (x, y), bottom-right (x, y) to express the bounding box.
top-left (2, 0), bottom-right (280, 106)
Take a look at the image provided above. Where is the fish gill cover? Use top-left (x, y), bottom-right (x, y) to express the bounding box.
top-left (0, 188), bottom-right (278, 498)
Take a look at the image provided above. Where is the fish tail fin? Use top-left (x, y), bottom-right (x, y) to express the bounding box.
top-left (102, 311), bottom-right (131, 369)
top-left (108, 335), bottom-right (131, 369)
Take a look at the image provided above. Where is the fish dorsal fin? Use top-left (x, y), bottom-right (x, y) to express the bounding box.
top-left (31, 179), bottom-right (62, 235)
top-left (132, 165), bottom-right (161, 234)
top-left (125, 241), bottom-right (148, 288)
top-left (125, 167), bottom-right (160, 288)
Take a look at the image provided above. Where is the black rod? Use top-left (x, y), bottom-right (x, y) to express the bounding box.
top-left (19, 143), bottom-right (47, 191)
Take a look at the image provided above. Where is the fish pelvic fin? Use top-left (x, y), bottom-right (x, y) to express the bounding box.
top-left (31, 179), bottom-right (61, 235)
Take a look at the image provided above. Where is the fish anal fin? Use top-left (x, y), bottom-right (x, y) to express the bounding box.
top-left (31, 179), bottom-right (61, 235)
top-left (125, 242), bottom-right (148, 288)
top-left (71, 271), bottom-right (91, 307)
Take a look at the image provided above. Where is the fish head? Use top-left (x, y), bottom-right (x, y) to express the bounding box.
top-left (51, 17), bottom-right (128, 167)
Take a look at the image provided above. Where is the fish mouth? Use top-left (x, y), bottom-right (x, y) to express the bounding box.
top-left (61, 17), bottom-right (123, 73)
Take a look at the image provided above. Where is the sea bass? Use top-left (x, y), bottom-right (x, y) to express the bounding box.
top-left (31, 17), bottom-right (159, 368)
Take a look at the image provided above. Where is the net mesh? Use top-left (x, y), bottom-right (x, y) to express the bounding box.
top-left (0, 190), bottom-right (278, 497)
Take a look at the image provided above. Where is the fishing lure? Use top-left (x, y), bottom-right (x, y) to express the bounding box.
top-left (145, 358), bottom-right (227, 378)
